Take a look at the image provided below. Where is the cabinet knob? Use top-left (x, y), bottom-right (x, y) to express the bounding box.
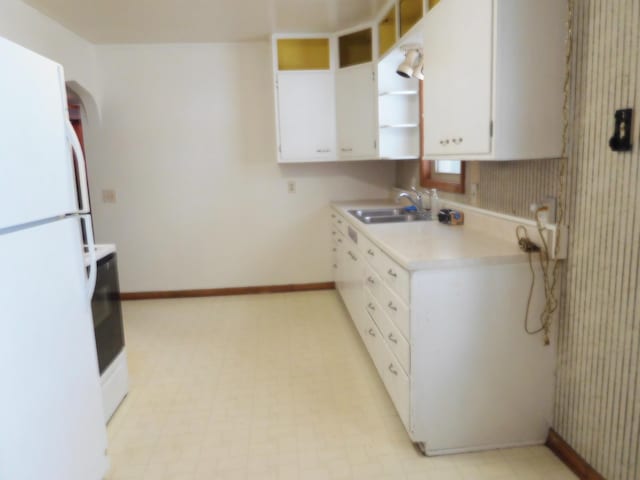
top-left (388, 333), bottom-right (398, 344)
top-left (337, 238), bottom-right (343, 243)
top-left (388, 301), bottom-right (398, 312)
top-left (333, 264), bottom-right (337, 269)
top-left (388, 364), bottom-right (398, 376)
top-left (387, 269), bottom-right (397, 278)
top-left (368, 328), bottom-right (376, 337)
top-left (452, 137), bottom-right (463, 145)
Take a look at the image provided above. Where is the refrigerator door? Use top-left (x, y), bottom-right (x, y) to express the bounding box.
top-left (0, 37), bottom-right (79, 230)
top-left (0, 217), bottom-right (108, 480)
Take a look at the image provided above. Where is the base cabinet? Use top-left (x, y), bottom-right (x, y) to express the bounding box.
top-left (331, 209), bottom-right (555, 455)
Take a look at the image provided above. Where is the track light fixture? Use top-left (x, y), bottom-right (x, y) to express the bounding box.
top-left (396, 44), bottom-right (424, 80)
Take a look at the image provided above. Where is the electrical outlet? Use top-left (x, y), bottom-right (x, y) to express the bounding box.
top-left (470, 183), bottom-right (479, 205)
top-left (102, 189), bottom-right (116, 204)
top-left (287, 180), bottom-right (296, 194)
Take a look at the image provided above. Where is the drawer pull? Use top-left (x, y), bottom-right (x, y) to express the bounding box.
top-left (367, 249), bottom-right (375, 257)
top-left (388, 333), bottom-right (398, 344)
top-left (367, 276), bottom-right (376, 285)
top-left (388, 301), bottom-right (398, 312)
top-left (368, 328), bottom-right (376, 337)
top-left (337, 238), bottom-right (343, 243)
top-left (367, 303), bottom-right (376, 311)
top-left (387, 269), bottom-right (397, 278)
top-left (388, 364), bottom-right (398, 376)
top-left (337, 219), bottom-right (343, 224)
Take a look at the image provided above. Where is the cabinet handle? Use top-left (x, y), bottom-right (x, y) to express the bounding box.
top-left (348, 251), bottom-right (357, 261)
top-left (452, 137), bottom-right (464, 145)
top-left (333, 264), bottom-right (338, 269)
top-left (337, 219), bottom-right (343, 224)
top-left (388, 333), bottom-right (398, 344)
top-left (368, 328), bottom-right (376, 337)
top-left (341, 148), bottom-right (353, 152)
top-left (367, 276), bottom-right (376, 285)
top-left (367, 303), bottom-right (376, 311)
top-left (332, 231), bottom-right (336, 236)
top-left (337, 238), bottom-right (343, 243)
top-left (367, 249), bottom-right (375, 257)
top-left (331, 214), bottom-right (336, 219)
top-left (332, 248), bottom-right (337, 252)
top-left (387, 269), bottom-right (397, 278)
top-left (440, 139), bottom-right (450, 146)
top-left (316, 148), bottom-right (331, 153)
top-left (388, 301), bottom-right (398, 312)
top-left (388, 364), bottom-right (398, 376)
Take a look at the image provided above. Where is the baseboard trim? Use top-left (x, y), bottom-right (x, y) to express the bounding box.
top-left (121, 282), bottom-right (336, 301)
top-left (546, 429), bottom-right (606, 480)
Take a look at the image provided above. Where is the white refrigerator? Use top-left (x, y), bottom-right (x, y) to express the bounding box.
top-left (0, 38), bottom-right (109, 479)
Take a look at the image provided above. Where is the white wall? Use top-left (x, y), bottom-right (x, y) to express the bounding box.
top-left (93, 43), bottom-right (395, 292)
top-left (0, 0), bottom-right (100, 103)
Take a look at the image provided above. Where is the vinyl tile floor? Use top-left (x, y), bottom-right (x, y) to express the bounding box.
top-left (105, 290), bottom-right (577, 480)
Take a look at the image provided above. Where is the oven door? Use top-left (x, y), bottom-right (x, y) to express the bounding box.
top-left (92, 253), bottom-right (125, 375)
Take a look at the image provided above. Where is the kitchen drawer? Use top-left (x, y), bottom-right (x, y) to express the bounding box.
top-left (367, 321), bottom-right (410, 429)
top-left (359, 234), bottom-right (385, 271)
top-left (330, 211), bottom-right (347, 235)
top-left (379, 253), bottom-right (410, 304)
top-left (365, 288), bottom-right (410, 375)
top-left (363, 264), bottom-right (383, 299)
top-left (381, 343), bottom-right (410, 431)
top-left (380, 282), bottom-right (410, 341)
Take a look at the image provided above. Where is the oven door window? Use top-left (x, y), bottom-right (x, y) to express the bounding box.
top-left (92, 254), bottom-right (125, 374)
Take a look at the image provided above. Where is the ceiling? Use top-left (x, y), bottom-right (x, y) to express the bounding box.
top-left (23, 0), bottom-right (390, 43)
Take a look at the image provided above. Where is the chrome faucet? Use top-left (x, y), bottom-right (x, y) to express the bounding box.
top-left (396, 187), bottom-right (428, 213)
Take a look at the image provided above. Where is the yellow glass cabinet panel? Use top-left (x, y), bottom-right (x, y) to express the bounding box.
top-left (338, 29), bottom-right (373, 68)
top-left (428, 0), bottom-right (441, 9)
top-left (277, 38), bottom-right (330, 70)
top-left (399, 0), bottom-right (424, 37)
top-left (378, 6), bottom-right (397, 57)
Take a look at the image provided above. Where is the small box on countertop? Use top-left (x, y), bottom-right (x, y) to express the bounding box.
top-left (437, 209), bottom-right (464, 225)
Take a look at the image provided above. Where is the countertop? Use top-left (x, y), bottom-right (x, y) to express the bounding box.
top-left (331, 200), bottom-right (528, 271)
top-left (83, 243), bottom-right (116, 266)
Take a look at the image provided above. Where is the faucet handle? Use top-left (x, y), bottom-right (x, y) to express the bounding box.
top-left (410, 186), bottom-right (422, 200)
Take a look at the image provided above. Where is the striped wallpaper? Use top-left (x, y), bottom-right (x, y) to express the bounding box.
top-left (397, 1), bottom-right (640, 478)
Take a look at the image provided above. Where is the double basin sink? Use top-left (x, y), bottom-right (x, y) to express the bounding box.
top-left (348, 207), bottom-right (432, 224)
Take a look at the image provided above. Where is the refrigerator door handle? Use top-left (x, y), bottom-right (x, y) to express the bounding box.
top-left (81, 214), bottom-right (98, 300)
top-left (66, 119), bottom-right (91, 214)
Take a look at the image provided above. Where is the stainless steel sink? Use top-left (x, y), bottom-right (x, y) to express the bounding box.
top-left (348, 208), bottom-right (432, 224)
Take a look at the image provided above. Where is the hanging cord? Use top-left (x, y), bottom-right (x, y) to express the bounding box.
top-left (519, 0), bottom-right (574, 346)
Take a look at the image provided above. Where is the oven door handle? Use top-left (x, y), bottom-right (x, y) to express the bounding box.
top-left (81, 214), bottom-right (97, 300)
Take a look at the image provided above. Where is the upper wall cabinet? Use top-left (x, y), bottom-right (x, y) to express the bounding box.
top-left (399, 0), bottom-right (424, 37)
top-left (336, 63), bottom-right (377, 159)
top-left (378, 5), bottom-right (397, 58)
top-left (274, 38), bottom-right (336, 163)
top-left (423, 0), bottom-right (567, 161)
top-left (336, 28), bottom-right (377, 160)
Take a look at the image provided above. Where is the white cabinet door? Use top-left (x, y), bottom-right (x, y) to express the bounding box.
top-left (276, 71), bottom-right (336, 162)
top-left (423, 0), bottom-right (493, 156)
top-left (335, 64), bottom-right (377, 159)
